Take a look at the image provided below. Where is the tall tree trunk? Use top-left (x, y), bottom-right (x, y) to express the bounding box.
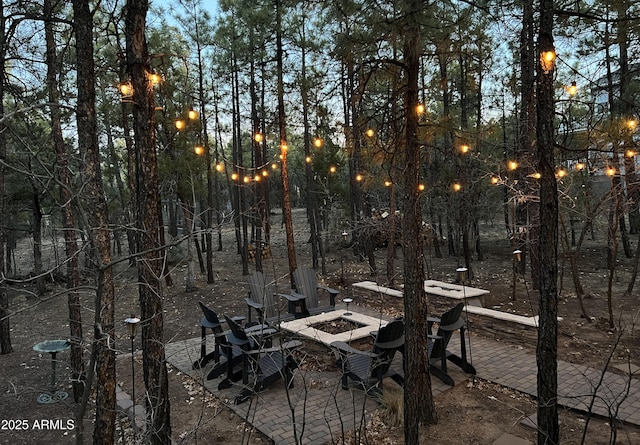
top-left (299, 17), bottom-right (321, 271)
top-left (73, 1), bottom-right (117, 444)
top-left (276, 0), bottom-right (297, 287)
top-left (125, 0), bottom-right (171, 442)
top-left (536, 0), bottom-right (559, 443)
top-left (44, 0), bottom-right (84, 402)
top-left (403, 3), bottom-right (436, 444)
top-left (517, 0), bottom-right (536, 280)
top-left (0, 3), bottom-right (12, 355)
top-left (28, 163), bottom-right (46, 296)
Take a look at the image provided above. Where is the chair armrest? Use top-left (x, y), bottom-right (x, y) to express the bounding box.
top-left (318, 286), bottom-right (339, 306)
top-left (438, 319), bottom-right (465, 332)
top-left (245, 298), bottom-right (264, 310)
top-left (242, 340), bottom-right (302, 356)
top-left (330, 341), bottom-right (377, 358)
top-left (319, 285), bottom-right (339, 295)
top-left (276, 292), bottom-right (306, 302)
top-left (245, 323), bottom-right (271, 333)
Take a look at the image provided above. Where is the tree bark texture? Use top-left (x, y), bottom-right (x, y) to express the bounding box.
top-left (72, 1), bottom-right (117, 443)
top-left (45, 0), bottom-right (84, 402)
top-left (536, 0), bottom-right (559, 443)
top-left (0, 3), bottom-right (12, 355)
top-left (125, 0), bottom-right (172, 442)
top-left (403, 3), bottom-right (437, 444)
top-left (276, 0), bottom-right (297, 286)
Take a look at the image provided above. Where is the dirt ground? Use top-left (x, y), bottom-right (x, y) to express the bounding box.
top-left (1, 208), bottom-right (639, 444)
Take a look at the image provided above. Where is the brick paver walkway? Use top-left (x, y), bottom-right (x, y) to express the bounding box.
top-left (165, 316), bottom-right (640, 444)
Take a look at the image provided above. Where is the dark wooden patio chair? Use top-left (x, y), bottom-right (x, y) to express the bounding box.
top-left (292, 265), bottom-right (339, 317)
top-left (222, 315), bottom-right (301, 404)
top-left (246, 271), bottom-right (302, 324)
top-left (193, 302), bottom-right (271, 382)
top-left (330, 318), bottom-right (405, 395)
top-left (192, 302), bottom-right (228, 370)
top-left (428, 302), bottom-right (476, 386)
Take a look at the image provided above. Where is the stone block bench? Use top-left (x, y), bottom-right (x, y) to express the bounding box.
top-left (352, 281), bottom-right (403, 299)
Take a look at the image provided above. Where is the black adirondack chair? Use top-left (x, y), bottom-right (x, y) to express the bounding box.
top-left (428, 302), bottom-right (476, 386)
top-left (246, 271), bottom-right (302, 324)
top-left (222, 315), bottom-right (301, 404)
top-left (193, 302), bottom-right (272, 382)
top-left (331, 318), bottom-right (405, 394)
top-left (192, 302), bottom-right (230, 369)
top-left (292, 266), bottom-right (339, 317)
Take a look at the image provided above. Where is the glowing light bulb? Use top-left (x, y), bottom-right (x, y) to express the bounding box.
top-left (119, 82), bottom-right (133, 96)
top-left (175, 120), bottom-right (185, 130)
top-left (194, 145), bottom-right (204, 155)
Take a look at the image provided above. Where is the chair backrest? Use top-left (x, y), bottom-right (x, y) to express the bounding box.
top-left (370, 319), bottom-right (404, 376)
top-left (198, 302), bottom-right (223, 333)
top-left (430, 303), bottom-right (464, 358)
top-left (293, 266), bottom-right (319, 308)
top-left (223, 315), bottom-right (252, 349)
top-left (248, 271), bottom-right (278, 319)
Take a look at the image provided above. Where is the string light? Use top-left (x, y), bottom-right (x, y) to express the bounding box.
top-left (175, 119), bottom-right (185, 130)
top-left (540, 50), bottom-right (556, 73)
top-left (194, 145), bottom-right (204, 155)
top-left (119, 82), bottom-right (133, 97)
top-left (508, 160), bottom-right (518, 171)
top-left (305, 156), bottom-right (312, 163)
top-left (491, 176), bottom-right (500, 185)
top-left (215, 163), bottom-right (223, 172)
top-left (148, 73), bottom-right (161, 85)
top-left (355, 173), bottom-right (363, 182)
top-left (576, 162), bottom-right (585, 171)
top-left (416, 104), bottom-right (425, 114)
top-left (313, 137), bottom-right (323, 148)
top-left (418, 183), bottom-right (425, 191)
top-left (452, 183), bottom-right (462, 192)
top-left (254, 133), bottom-right (264, 143)
top-left (365, 129), bottom-right (375, 138)
top-left (188, 108), bottom-right (198, 120)
top-left (329, 165), bottom-right (337, 173)
top-left (459, 144), bottom-right (470, 154)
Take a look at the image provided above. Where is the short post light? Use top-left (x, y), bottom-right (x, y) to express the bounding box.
top-left (512, 250), bottom-right (522, 300)
top-left (124, 315), bottom-right (140, 424)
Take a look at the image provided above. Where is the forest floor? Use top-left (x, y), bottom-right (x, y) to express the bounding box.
top-left (1, 208), bottom-right (639, 444)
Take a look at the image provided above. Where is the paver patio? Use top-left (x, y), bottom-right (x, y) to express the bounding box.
top-left (164, 306), bottom-right (640, 445)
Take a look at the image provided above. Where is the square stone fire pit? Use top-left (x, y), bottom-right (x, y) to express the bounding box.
top-left (279, 311), bottom-right (388, 346)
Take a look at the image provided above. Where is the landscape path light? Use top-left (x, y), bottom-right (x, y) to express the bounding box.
top-left (124, 315), bottom-right (141, 427)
